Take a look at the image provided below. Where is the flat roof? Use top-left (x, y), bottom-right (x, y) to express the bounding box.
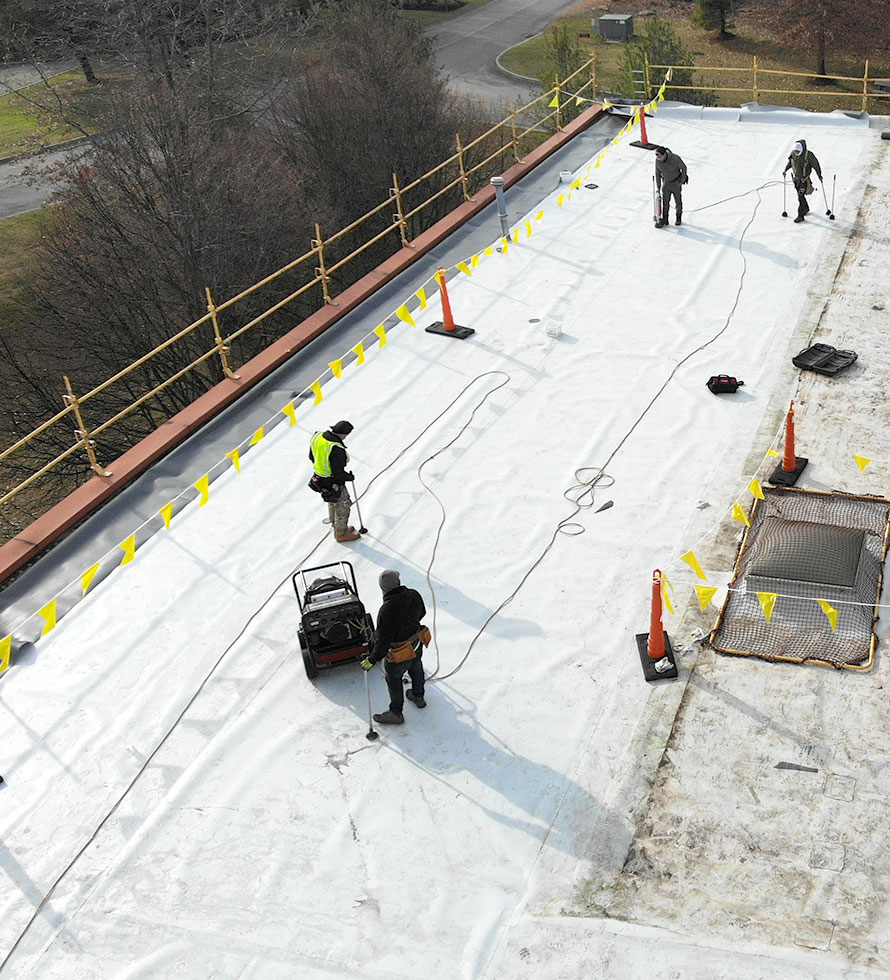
top-left (1, 104), bottom-right (890, 979)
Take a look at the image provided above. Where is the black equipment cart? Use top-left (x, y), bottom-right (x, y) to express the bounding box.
top-left (292, 561), bottom-right (374, 680)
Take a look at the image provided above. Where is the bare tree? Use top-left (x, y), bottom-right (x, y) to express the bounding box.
top-left (754, 0), bottom-right (890, 78)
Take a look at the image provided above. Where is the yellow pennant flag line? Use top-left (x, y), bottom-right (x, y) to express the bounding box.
top-left (757, 592), bottom-right (778, 623)
top-left (395, 306), bottom-right (414, 327)
top-left (695, 585), bottom-right (719, 612)
top-left (226, 448), bottom-right (241, 473)
top-left (282, 402), bottom-right (297, 426)
top-left (81, 562), bottom-right (100, 595)
top-left (854, 454), bottom-right (872, 471)
top-left (817, 599), bottom-right (838, 631)
top-left (456, 261), bottom-right (472, 277)
top-left (193, 475), bottom-right (209, 507)
top-left (732, 502), bottom-right (750, 527)
top-left (329, 359), bottom-right (343, 379)
top-left (748, 477), bottom-right (764, 500)
top-left (38, 600), bottom-right (57, 636)
top-left (415, 286), bottom-right (427, 309)
top-left (548, 94), bottom-right (559, 108)
top-left (160, 502), bottom-right (173, 529)
top-left (0, 635), bottom-right (11, 673)
top-left (374, 324), bottom-right (387, 346)
top-left (249, 427), bottom-right (264, 446)
top-left (310, 381), bottom-right (322, 405)
top-left (352, 342), bottom-right (365, 365)
top-left (120, 534), bottom-right (136, 565)
top-left (680, 550), bottom-right (707, 581)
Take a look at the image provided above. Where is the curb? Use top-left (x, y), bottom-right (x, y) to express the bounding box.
top-left (0, 134), bottom-right (93, 167)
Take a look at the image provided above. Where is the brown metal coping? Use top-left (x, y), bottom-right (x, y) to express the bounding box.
top-left (0, 104), bottom-right (606, 585)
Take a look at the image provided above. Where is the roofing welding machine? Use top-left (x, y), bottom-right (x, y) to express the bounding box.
top-left (292, 561), bottom-right (375, 680)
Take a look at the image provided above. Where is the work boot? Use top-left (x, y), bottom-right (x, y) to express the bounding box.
top-left (373, 710), bottom-right (404, 725)
top-left (655, 219), bottom-right (666, 228)
top-left (406, 691), bottom-right (426, 709)
top-left (675, 214), bottom-right (682, 226)
top-left (794, 215), bottom-right (805, 223)
top-left (334, 529), bottom-right (360, 542)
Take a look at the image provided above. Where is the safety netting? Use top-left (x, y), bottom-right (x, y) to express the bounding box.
top-left (711, 487), bottom-right (890, 669)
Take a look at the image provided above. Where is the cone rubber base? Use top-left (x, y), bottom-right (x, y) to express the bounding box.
top-left (630, 141), bottom-right (658, 150)
top-left (425, 321), bottom-right (474, 340)
top-left (768, 456), bottom-right (808, 486)
top-left (635, 632), bottom-right (678, 682)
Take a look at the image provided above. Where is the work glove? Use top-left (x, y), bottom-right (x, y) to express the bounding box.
top-left (360, 658), bottom-right (373, 671)
top-left (683, 175), bottom-right (689, 185)
top-left (344, 471), bottom-right (355, 483)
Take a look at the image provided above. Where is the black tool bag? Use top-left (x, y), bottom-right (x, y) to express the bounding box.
top-left (308, 474), bottom-right (341, 501)
top-left (706, 375), bottom-right (744, 394)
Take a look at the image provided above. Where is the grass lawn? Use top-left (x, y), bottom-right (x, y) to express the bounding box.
top-left (0, 208), bottom-right (46, 327)
top-left (499, 7), bottom-right (890, 113)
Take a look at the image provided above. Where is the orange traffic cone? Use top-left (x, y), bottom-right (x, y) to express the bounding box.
top-left (635, 569), bottom-right (678, 681)
top-left (769, 400), bottom-right (808, 486)
top-left (631, 103), bottom-right (655, 150)
top-left (425, 266), bottom-right (475, 340)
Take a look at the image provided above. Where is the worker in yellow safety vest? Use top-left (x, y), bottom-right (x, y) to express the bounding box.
top-left (308, 420), bottom-right (359, 542)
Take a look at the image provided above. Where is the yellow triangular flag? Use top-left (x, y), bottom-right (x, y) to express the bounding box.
top-left (193, 475), bottom-right (209, 507)
top-left (575, 95), bottom-right (584, 106)
top-left (748, 477), bottom-right (764, 500)
top-left (470, 255), bottom-right (479, 268)
top-left (557, 194), bottom-right (564, 207)
top-left (524, 221), bottom-right (532, 237)
top-left (766, 448), bottom-right (779, 458)
top-left (374, 324), bottom-right (387, 346)
top-left (38, 600), bottom-right (57, 636)
top-left (81, 562), bottom-right (100, 594)
top-left (329, 359), bottom-right (343, 379)
top-left (732, 502), bottom-right (750, 527)
top-left (249, 427), bottom-right (264, 446)
top-left (695, 585), bottom-right (719, 612)
top-left (757, 592), bottom-right (778, 623)
top-left (395, 306), bottom-right (414, 327)
top-left (456, 261), bottom-right (472, 277)
top-left (548, 94), bottom-right (559, 108)
top-left (0, 635), bottom-right (11, 673)
top-left (512, 228), bottom-right (519, 243)
top-left (535, 211), bottom-right (544, 221)
top-left (120, 534), bottom-right (136, 565)
top-left (680, 550), bottom-right (707, 581)
top-left (817, 599), bottom-right (838, 631)
top-left (415, 286), bottom-right (427, 309)
top-left (352, 342), bottom-right (365, 365)
top-left (854, 455), bottom-right (872, 471)
top-left (282, 402), bottom-right (297, 426)
top-left (484, 245), bottom-right (493, 256)
top-left (160, 502), bottom-right (173, 529)
top-left (500, 237), bottom-right (509, 253)
top-left (661, 574), bottom-right (675, 615)
top-left (570, 179), bottom-right (581, 190)
top-left (310, 381), bottom-right (322, 405)
top-left (226, 448), bottom-right (241, 473)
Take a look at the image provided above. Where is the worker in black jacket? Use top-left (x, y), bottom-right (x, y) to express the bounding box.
top-left (308, 420), bottom-right (358, 542)
top-left (361, 569), bottom-right (429, 725)
top-left (655, 145), bottom-right (688, 228)
top-left (783, 139), bottom-right (822, 223)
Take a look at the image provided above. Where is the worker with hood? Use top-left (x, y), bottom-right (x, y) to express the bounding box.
top-left (783, 139), bottom-right (822, 223)
top-left (308, 420), bottom-right (358, 542)
top-left (654, 145), bottom-right (688, 228)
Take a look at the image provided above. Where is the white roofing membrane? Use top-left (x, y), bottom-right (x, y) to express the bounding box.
top-left (1, 107), bottom-right (889, 979)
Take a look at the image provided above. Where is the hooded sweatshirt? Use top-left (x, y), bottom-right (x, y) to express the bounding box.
top-left (784, 138), bottom-right (822, 184)
top-left (655, 147), bottom-right (687, 188)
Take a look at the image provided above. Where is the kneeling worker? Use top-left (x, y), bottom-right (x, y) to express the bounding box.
top-left (362, 569), bottom-right (430, 725)
top-left (308, 420), bottom-right (358, 543)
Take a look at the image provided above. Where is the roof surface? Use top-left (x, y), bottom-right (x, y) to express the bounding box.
top-left (1, 105), bottom-right (889, 979)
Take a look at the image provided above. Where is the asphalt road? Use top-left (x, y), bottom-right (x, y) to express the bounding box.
top-left (426, 0), bottom-right (585, 107)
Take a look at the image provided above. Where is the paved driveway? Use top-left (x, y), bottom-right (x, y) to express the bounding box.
top-left (426, 0), bottom-right (583, 106)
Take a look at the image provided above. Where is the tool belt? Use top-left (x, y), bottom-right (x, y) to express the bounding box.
top-left (386, 626), bottom-right (431, 664)
top-left (308, 474), bottom-right (342, 502)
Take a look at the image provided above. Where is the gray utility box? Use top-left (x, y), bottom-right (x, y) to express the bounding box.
top-left (597, 14), bottom-right (634, 42)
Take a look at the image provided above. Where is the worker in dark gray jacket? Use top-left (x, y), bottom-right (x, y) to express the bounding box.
top-left (782, 139), bottom-right (822, 223)
top-left (655, 146), bottom-right (688, 228)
